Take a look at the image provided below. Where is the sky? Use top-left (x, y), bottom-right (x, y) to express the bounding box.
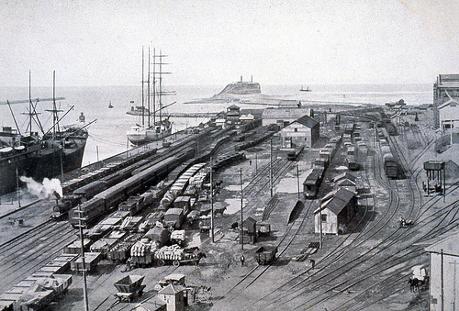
top-left (0, 0), bottom-right (458, 86)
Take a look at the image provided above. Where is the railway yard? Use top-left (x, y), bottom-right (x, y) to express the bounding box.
top-left (0, 104), bottom-right (458, 311)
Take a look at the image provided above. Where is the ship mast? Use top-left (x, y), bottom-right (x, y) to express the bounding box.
top-left (141, 46), bottom-right (145, 127)
top-left (159, 49), bottom-right (163, 125)
top-left (153, 50), bottom-right (173, 125)
top-left (147, 46), bottom-right (151, 128)
top-left (45, 71), bottom-right (63, 140)
top-left (152, 47), bottom-right (156, 127)
top-left (28, 71), bottom-right (32, 134)
top-left (22, 71), bottom-right (44, 135)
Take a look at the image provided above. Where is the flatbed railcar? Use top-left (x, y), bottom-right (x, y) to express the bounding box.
top-left (69, 148), bottom-right (195, 228)
top-left (287, 145), bottom-right (304, 161)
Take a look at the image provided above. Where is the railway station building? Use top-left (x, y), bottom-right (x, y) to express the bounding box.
top-left (313, 187), bottom-right (357, 235)
top-left (279, 115), bottom-right (320, 148)
top-left (425, 231), bottom-right (459, 311)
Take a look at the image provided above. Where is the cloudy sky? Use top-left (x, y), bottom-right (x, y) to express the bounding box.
top-left (1, 0), bottom-right (458, 86)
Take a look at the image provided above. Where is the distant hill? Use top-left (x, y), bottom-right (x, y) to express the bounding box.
top-left (214, 77), bottom-right (261, 97)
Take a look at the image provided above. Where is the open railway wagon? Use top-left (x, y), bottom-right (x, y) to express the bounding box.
top-left (113, 275), bottom-right (146, 303)
top-left (55, 147), bottom-right (162, 219)
top-left (287, 145), bottom-right (304, 161)
top-left (0, 274), bottom-right (72, 311)
top-left (69, 148), bottom-right (195, 228)
top-left (107, 233), bottom-right (143, 264)
top-left (255, 245), bottom-right (278, 265)
top-left (380, 141), bottom-right (405, 179)
top-left (235, 130), bottom-right (274, 151)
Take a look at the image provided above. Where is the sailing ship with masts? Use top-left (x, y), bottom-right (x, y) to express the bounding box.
top-left (127, 46), bottom-right (175, 146)
top-left (0, 71), bottom-right (90, 195)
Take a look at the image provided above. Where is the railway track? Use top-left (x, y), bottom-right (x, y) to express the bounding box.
top-left (223, 200), bottom-right (314, 300)
top-left (282, 126), bottom-right (439, 309)
top-left (254, 125), bottom-right (426, 310)
top-left (0, 221), bottom-right (76, 293)
top-left (0, 199), bottom-right (43, 220)
top-left (289, 179), bottom-right (459, 310)
top-left (252, 128), bottom-right (393, 305)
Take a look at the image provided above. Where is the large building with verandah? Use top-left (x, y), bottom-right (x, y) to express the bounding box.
top-left (425, 230), bottom-right (459, 311)
top-left (433, 74), bottom-right (459, 130)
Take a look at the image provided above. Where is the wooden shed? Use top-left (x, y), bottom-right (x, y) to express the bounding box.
top-left (314, 187), bottom-right (357, 235)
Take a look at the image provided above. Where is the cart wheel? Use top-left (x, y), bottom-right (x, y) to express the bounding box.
top-left (173, 260), bottom-right (180, 267)
top-left (158, 259), bottom-right (166, 266)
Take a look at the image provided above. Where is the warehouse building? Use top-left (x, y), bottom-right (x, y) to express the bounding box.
top-left (279, 115), bottom-right (320, 148)
top-left (261, 107), bottom-right (312, 127)
top-left (433, 74), bottom-right (459, 129)
top-left (425, 231), bottom-right (459, 311)
top-left (314, 187), bottom-right (356, 235)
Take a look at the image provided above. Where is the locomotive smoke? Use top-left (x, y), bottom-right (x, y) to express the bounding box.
top-left (19, 176), bottom-right (63, 199)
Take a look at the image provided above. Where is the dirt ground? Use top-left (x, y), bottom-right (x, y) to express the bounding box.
top-left (6, 107), bottom-right (459, 311)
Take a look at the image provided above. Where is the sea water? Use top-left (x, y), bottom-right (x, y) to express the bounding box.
top-left (0, 83), bottom-right (432, 166)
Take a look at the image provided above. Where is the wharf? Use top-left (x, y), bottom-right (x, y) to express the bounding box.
top-left (168, 112), bottom-right (218, 118)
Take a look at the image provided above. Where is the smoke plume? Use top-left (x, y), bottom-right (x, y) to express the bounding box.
top-left (19, 176), bottom-right (63, 199)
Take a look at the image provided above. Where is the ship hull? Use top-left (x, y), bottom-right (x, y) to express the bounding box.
top-left (0, 138), bottom-right (87, 195)
top-left (127, 130), bottom-right (172, 146)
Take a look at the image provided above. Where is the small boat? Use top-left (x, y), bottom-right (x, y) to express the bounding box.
top-left (300, 85), bottom-right (312, 92)
top-left (127, 105), bottom-right (150, 116)
top-left (108, 101), bottom-right (114, 108)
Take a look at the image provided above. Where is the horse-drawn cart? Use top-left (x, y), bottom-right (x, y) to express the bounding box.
top-left (114, 275), bottom-right (146, 302)
top-left (154, 246), bottom-right (206, 267)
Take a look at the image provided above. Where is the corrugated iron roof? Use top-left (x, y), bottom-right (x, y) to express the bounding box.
top-left (314, 187), bottom-right (355, 215)
top-left (262, 107), bottom-right (311, 119)
top-left (291, 115), bottom-right (319, 128)
top-left (332, 172), bottom-right (357, 183)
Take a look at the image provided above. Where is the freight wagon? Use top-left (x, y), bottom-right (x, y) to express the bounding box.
top-left (303, 167), bottom-right (325, 199)
top-left (346, 155), bottom-right (360, 171)
top-left (287, 145), bottom-right (304, 161)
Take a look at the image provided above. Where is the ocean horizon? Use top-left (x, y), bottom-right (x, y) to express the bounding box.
top-left (0, 83), bottom-right (434, 165)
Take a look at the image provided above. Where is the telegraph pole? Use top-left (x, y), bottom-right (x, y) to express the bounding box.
top-left (78, 204), bottom-right (90, 311)
top-left (270, 138), bottom-right (273, 197)
top-left (16, 167), bottom-right (21, 208)
top-left (210, 157), bottom-right (214, 243)
top-left (296, 162), bottom-right (300, 199)
top-left (240, 168), bottom-right (244, 250)
top-left (449, 261), bottom-right (459, 311)
top-left (441, 249), bottom-right (444, 311)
